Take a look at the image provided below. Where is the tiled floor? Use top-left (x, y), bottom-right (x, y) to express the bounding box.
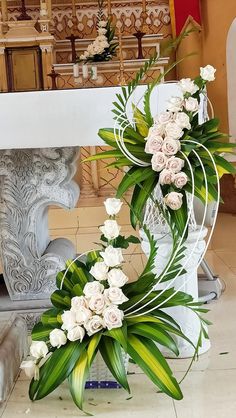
top-left (0, 212), bottom-right (236, 417)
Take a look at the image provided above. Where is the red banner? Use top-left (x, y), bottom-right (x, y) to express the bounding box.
top-left (169, 0), bottom-right (201, 37)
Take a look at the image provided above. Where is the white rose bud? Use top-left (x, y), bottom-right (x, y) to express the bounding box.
top-left (107, 268), bottom-right (128, 288)
top-left (178, 78), bottom-right (199, 95)
top-left (75, 306), bottom-right (92, 325)
top-left (88, 293), bottom-right (106, 314)
top-left (49, 329), bottom-right (67, 348)
top-left (67, 325), bottom-right (85, 342)
top-left (90, 261), bottom-right (109, 281)
top-left (167, 97), bottom-right (184, 112)
top-left (61, 310), bottom-right (77, 331)
top-left (166, 156), bottom-right (184, 173)
top-left (104, 287), bottom-right (128, 305)
top-left (145, 135), bottom-right (164, 154)
top-left (98, 20), bottom-right (107, 28)
top-left (100, 220), bottom-right (121, 240)
top-left (20, 360), bottom-right (39, 380)
top-left (162, 138), bottom-right (181, 156)
top-left (147, 124), bottom-right (165, 136)
top-left (104, 198), bottom-right (123, 216)
top-left (155, 111), bottom-right (173, 125)
top-left (71, 296), bottom-right (88, 311)
top-left (163, 192), bottom-right (183, 210)
top-left (83, 281), bottom-right (104, 298)
top-left (103, 305), bottom-right (124, 330)
top-left (101, 246), bottom-right (124, 267)
top-left (159, 169), bottom-right (175, 185)
top-left (200, 65), bottom-right (216, 82)
top-left (151, 152), bottom-right (167, 172)
top-left (165, 122), bottom-right (184, 140)
top-left (30, 341), bottom-right (48, 359)
top-left (174, 172), bottom-right (188, 189)
top-left (184, 97), bottom-right (199, 112)
top-left (85, 315), bottom-right (104, 336)
top-left (174, 112), bottom-right (191, 129)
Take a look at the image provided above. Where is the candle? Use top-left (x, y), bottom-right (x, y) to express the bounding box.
top-left (82, 64), bottom-right (89, 78)
top-left (107, 0), bottom-right (112, 17)
top-left (73, 63), bottom-right (79, 78)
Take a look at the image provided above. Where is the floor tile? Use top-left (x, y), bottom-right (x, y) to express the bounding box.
top-left (174, 369), bottom-right (236, 418)
top-left (3, 374), bottom-right (176, 418)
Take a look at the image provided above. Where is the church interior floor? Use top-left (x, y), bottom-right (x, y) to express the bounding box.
top-left (0, 212), bottom-right (236, 418)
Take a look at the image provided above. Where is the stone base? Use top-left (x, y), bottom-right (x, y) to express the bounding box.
top-left (0, 313), bottom-right (28, 402)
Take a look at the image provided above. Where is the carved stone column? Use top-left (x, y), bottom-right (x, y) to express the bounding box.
top-left (0, 147), bottom-right (80, 301)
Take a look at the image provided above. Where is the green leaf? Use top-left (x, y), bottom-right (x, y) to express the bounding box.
top-left (29, 341), bottom-right (88, 401)
top-left (127, 334), bottom-right (182, 400)
top-left (87, 332), bottom-right (102, 366)
top-left (51, 290), bottom-right (71, 309)
top-left (56, 270), bottom-right (73, 292)
top-left (68, 351), bottom-right (90, 413)
top-left (132, 105), bottom-right (149, 137)
top-left (128, 322), bottom-right (179, 356)
top-left (31, 322), bottom-right (52, 342)
top-left (116, 167), bottom-right (153, 199)
top-left (104, 324), bottom-right (128, 351)
top-left (41, 308), bottom-right (62, 328)
top-left (130, 174), bottom-right (158, 228)
top-left (99, 336), bottom-right (130, 392)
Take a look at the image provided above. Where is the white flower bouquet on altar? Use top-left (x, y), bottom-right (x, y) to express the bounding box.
top-left (22, 197), bottom-right (209, 412)
top-left (78, 19), bottom-right (118, 63)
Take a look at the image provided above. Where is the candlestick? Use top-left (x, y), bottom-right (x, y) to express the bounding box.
top-left (73, 63), bottom-right (79, 78)
top-left (82, 64), bottom-right (89, 79)
top-left (91, 65), bottom-right (98, 80)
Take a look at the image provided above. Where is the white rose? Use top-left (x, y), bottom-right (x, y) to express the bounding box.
top-left (162, 138), bottom-right (181, 156)
top-left (83, 281), bottom-right (104, 298)
top-left (98, 28), bottom-right (107, 35)
top-left (61, 310), bottom-right (77, 331)
top-left (184, 97), bottom-right (199, 112)
top-left (88, 293), bottom-right (106, 314)
top-left (167, 97), bottom-right (184, 112)
top-left (200, 65), bottom-right (216, 81)
top-left (147, 124), bottom-right (165, 136)
top-left (49, 329), bottom-right (67, 348)
top-left (166, 156), bottom-right (184, 173)
top-left (151, 152), bottom-right (167, 172)
top-left (85, 315), bottom-right (104, 336)
top-left (155, 111), bottom-right (173, 125)
top-left (20, 360), bottom-right (39, 380)
top-left (165, 122), bottom-right (184, 140)
top-left (104, 198), bottom-right (123, 216)
top-left (75, 306), bottom-right (92, 325)
top-left (104, 287), bottom-right (128, 305)
top-left (30, 341), bottom-right (48, 359)
top-left (159, 169), bottom-right (175, 185)
top-left (98, 20), bottom-right (107, 28)
top-left (164, 192), bottom-right (183, 210)
top-left (178, 78), bottom-right (199, 95)
top-left (100, 220), bottom-right (121, 240)
top-left (174, 112), bottom-right (191, 129)
top-left (145, 135), bottom-right (163, 154)
top-left (107, 268), bottom-right (128, 287)
top-left (101, 246), bottom-right (124, 267)
top-left (174, 172), bottom-right (188, 188)
top-left (103, 305), bottom-right (124, 330)
top-left (90, 261), bottom-right (109, 281)
top-left (71, 296), bottom-right (88, 311)
top-left (67, 325), bottom-right (85, 342)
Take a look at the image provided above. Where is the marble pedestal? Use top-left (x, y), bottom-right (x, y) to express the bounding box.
top-left (0, 147), bottom-right (79, 302)
top-left (0, 313), bottom-right (28, 402)
top-left (141, 226), bottom-right (211, 358)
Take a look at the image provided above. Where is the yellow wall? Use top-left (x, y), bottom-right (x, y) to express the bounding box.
top-left (201, 0), bottom-right (236, 134)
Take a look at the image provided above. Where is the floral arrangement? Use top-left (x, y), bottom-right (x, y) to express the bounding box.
top-left (21, 197), bottom-right (206, 412)
top-left (79, 19), bottom-right (118, 63)
top-left (86, 62), bottom-right (235, 236)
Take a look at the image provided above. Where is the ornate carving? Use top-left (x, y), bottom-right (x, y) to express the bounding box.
top-left (0, 147), bottom-right (80, 301)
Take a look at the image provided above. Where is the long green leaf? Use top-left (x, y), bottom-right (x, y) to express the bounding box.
top-left (116, 166), bottom-right (153, 198)
top-left (127, 334), bottom-right (182, 399)
top-left (31, 322), bottom-right (52, 342)
top-left (68, 351), bottom-right (89, 413)
top-left (99, 336), bottom-right (130, 393)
